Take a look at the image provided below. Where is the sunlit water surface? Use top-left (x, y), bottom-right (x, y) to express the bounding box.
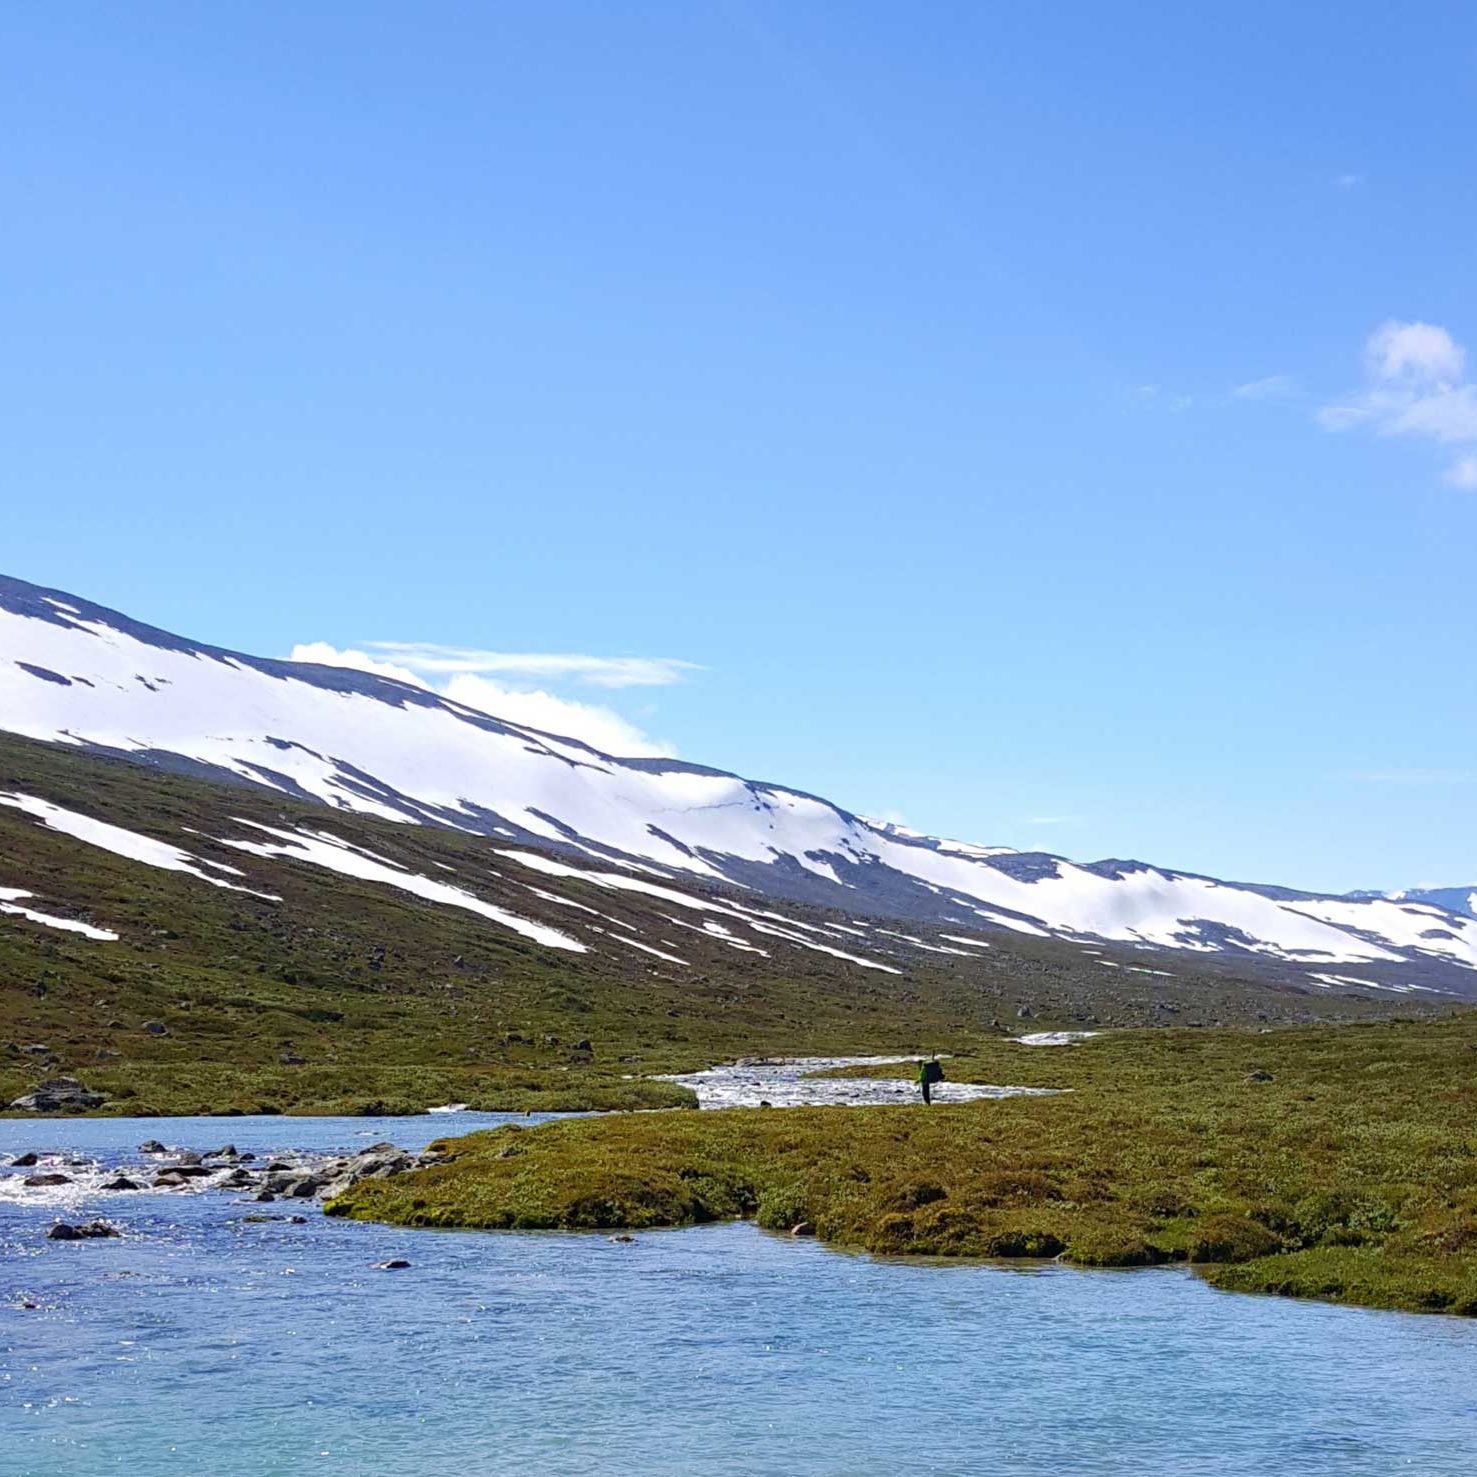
top-left (4, 1115), bottom-right (1476, 1476)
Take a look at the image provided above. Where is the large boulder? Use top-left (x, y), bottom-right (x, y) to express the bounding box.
top-left (317, 1143), bottom-right (441, 1201)
top-left (9, 1077), bottom-right (105, 1112)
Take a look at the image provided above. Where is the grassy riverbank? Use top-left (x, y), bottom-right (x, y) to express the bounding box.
top-left (331, 1013), bottom-right (1477, 1317)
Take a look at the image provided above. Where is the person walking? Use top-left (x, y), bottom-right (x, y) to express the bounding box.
top-left (918, 1056), bottom-right (944, 1105)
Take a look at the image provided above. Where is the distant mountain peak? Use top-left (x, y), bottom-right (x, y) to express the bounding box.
top-left (1346, 886), bottom-right (1477, 920)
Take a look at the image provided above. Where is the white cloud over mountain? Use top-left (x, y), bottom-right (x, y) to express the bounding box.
top-left (288, 641), bottom-right (679, 757)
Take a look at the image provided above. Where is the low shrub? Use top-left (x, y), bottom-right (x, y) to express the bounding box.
top-left (1187, 1213), bottom-right (1282, 1264)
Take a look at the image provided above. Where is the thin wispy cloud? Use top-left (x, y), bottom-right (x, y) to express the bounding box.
top-left (361, 643), bottom-right (699, 689)
top-left (1317, 320), bottom-right (1477, 487)
top-left (1232, 374), bottom-right (1301, 402)
top-left (1128, 383), bottom-right (1194, 413)
top-left (1333, 172), bottom-right (1364, 189)
top-left (288, 641), bottom-right (691, 757)
top-left (1331, 768), bottom-right (1477, 785)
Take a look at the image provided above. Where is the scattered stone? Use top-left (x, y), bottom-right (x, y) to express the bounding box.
top-left (253, 1191), bottom-right (277, 1202)
top-left (572, 1038), bottom-right (593, 1053)
top-left (101, 1176), bottom-right (141, 1191)
top-left (790, 1222), bottom-right (817, 1237)
top-left (9, 1077), bottom-right (105, 1112)
top-left (141, 1021), bottom-right (168, 1036)
top-left (139, 1140), bottom-right (166, 1154)
top-left (758, 1100), bottom-right (773, 1109)
top-left (47, 1220), bottom-right (120, 1241)
top-left (609, 1234), bottom-right (635, 1244)
top-left (1246, 1069), bottom-right (1274, 1083)
top-left (25, 1172), bottom-right (72, 1187)
top-left (208, 1145), bottom-right (238, 1159)
top-left (12, 1152), bottom-right (40, 1167)
top-left (152, 1171), bottom-right (190, 1188)
top-left (374, 1259), bottom-right (411, 1270)
top-left (279, 1050), bottom-right (305, 1066)
top-left (22, 1043), bottom-right (50, 1055)
top-left (1016, 1006), bottom-right (1034, 1020)
top-left (95, 1048), bottom-right (120, 1060)
top-left (176, 1151), bottom-right (204, 1167)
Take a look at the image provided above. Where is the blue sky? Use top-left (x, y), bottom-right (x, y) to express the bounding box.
top-left (3, 2), bottom-right (1474, 893)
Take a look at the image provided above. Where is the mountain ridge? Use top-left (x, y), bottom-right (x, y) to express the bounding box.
top-left (2, 571), bottom-right (1475, 994)
top-left (1345, 886), bottom-right (1477, 920)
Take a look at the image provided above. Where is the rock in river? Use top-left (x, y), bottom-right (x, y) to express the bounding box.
top-left (47, 1220), bottom-right (120, 1241)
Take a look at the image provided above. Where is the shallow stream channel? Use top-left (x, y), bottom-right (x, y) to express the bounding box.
top-left (5, 1081), bottom-right (1477, 1474)
top-left (660, 1053), bottom-right (1059, 1107)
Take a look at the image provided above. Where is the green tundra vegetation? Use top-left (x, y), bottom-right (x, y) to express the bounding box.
top-left (2, 732), bottom-right (1416, 1115)
top-left (331, 1013), bottom-right (1477, 1318)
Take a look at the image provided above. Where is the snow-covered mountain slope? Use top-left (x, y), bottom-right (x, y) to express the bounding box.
top-left (3, 572), bottom-right (1475, 989)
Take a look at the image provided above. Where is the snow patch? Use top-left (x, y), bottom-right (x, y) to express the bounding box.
top-left (0, 792), bottom-right (278, 899)
top-left (221, 823), bottom-right (586, 952)
top-left (0, 886), bottom-right (118, 940)
top-left (1013, 1032), bottom-right (1099, 1047)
